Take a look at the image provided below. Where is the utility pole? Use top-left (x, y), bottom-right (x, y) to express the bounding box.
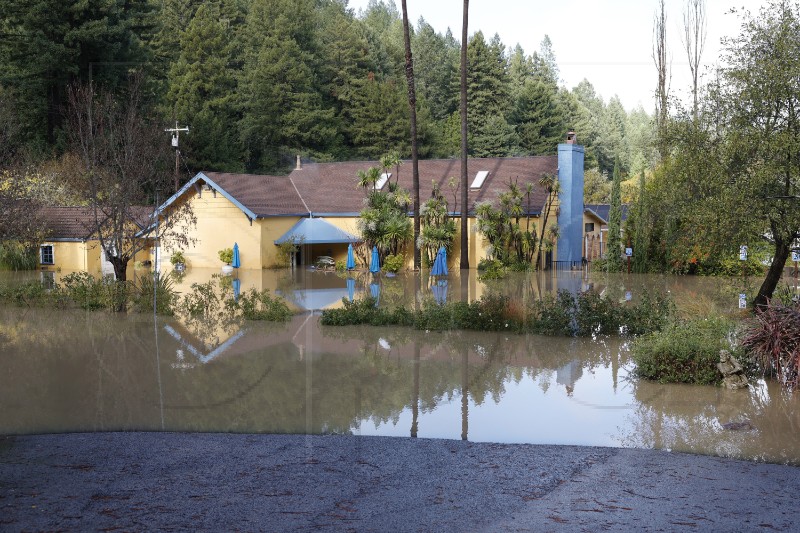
top-left (165, 122), bottom-right (189, 192)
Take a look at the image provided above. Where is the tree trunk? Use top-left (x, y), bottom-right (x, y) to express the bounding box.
top-left (459, 0), bottom-right (470, 270)
top-left (400, 0), bottom-right (421, 271)
top-left (754, 237), bottom-right (790, 310)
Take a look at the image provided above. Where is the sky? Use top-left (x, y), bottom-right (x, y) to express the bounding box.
top-left (347, 0), bottom-right (769, 112)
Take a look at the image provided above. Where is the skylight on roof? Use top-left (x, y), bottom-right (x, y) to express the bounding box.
top-left (470, 170), bottom-right (489, 189)
top-left (376, 172), bottom-right (390, 189)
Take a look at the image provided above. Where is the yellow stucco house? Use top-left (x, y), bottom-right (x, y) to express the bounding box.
top-left (35, 207), bottom-right (149, 279)
top-left (583, 204), bottom-right (630, 261)
top-left (154, 139), bottom-right (586, 272)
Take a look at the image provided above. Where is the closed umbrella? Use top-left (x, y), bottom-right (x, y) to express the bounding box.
top-left (346, 243), bottom-right (356, 270)
top-left (369, 246), bottom-right (380, 273)
top-left (232, 242), bottom-right (241, 268)
top-left (431, 246), bottom-right (448, 277)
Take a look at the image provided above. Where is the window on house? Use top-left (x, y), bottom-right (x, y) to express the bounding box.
top-left (40, 244), bottom-right (54, 265)
top-left (585, 223), bottom-right (595, 233)
top-left (376, 173), bottom-right (390, 190)
top-left (470, 171), bottom-right (489, 189)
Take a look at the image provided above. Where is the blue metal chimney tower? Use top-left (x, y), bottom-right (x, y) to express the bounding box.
top-left (556, 131), bottom-right (585, 265)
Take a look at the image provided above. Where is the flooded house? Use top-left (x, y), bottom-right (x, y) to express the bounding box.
top-left (151, 134), bottom-right (586, 271)
top-left (32, 134), bottom-right (588, 274)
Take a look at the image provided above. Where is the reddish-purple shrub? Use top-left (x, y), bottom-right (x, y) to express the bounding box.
top-left (740, 302), bottom-right (800, 390)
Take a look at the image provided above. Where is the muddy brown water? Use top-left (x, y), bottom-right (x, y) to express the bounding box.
top-left (1, 268), bottom-right (799, 464)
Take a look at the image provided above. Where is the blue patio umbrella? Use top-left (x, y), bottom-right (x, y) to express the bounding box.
top-left (431, 246), bottom-right (448, 276)
top-left (346, 276), bottom-right (356, 301)
top-left (346, 243), bottom-right (356, 270)
top-left (232, 242), bottom-right (241, 268)
top-left (432, 279), bottom-right (448, 305)
top-left (369, 281), bottom-right (380, 305)
top-left (232, 277), bottom-right (241, 302)
top-left (369, 246), bottom-right (380, 273)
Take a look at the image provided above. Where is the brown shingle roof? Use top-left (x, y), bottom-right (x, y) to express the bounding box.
top-left (289, 156), bottom-right (557, 215)
top-left (195, 156), bottom-right (557, 218)
top-left (201, 172), bottom-right (309, 217)
top-left (37, 207), bottom-right (97, 240)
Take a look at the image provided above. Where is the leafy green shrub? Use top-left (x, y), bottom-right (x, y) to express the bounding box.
top-left (740, 302), bottom-right (800, 390)
top-left (131, 273), bottom-right (177, 315)
top-left (218, 248), bottom-right (233, 264)
top-left (0, 241), bottom-right (38, 270)
top-left (321, 297), bottom-right (412, 327)
top-left (631, 317), bottom-right (734, 385)
top-left (178, 277), bottom-right (226, 318)
top-left (60, 272), bottom-right (128, 311)
top-left (383, 253), bottom-right (405, 273)
top-left (170, 250), bottom-right (186, 265)
top-left (575, 291), bottom-right (620, 336)
top-left (238, 288), bottom-right (292, 321)
top-left (527, 290), bottom-right (576, 336)
top-left (477, 258), bottom-right (507, 280)
top-left (619, 290), bottom-right (675, 335)
top-left (0, 280), bottom-right (51, 306)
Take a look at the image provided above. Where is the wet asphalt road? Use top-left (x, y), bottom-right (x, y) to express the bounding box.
top-left (1, 432), bottom-right (798, 531)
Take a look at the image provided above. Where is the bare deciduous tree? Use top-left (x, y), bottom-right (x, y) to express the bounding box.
top-left (682, 0), bottom-right (707, 121)
top-left (66, 75), bottom-right (195, 286)
top-left (653, 0), bottom-right (671, 158)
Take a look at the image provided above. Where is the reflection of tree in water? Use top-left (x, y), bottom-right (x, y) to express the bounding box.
top-left (620, 379), bottom-right (800, 464)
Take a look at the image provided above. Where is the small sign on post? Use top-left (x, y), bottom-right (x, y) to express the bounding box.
top-left (625, 247), bottom-right (633, 257)
top-left (792, 251), bottom-right (800, 263)
top-left (739, 245), bottom-right (748, 261)
top-left (739, 293), bottom-right (747, 309)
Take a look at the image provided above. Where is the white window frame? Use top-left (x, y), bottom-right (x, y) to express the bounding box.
top-left (40, 244), bottom-right (54, 265)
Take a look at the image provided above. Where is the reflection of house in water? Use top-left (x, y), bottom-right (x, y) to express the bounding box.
top-left (164, 322), bottom-right (246, 366)
top-left (556, 359), bottom-right (584, 396)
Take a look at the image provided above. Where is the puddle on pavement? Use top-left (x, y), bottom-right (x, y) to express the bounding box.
top-left (1, 269), bottom-right (799, 464)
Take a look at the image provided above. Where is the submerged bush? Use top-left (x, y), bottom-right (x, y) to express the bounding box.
top-left (740, 302), bottom-right (800, 390)
top-left (131, 273), bottom-right (177, 315)
top-left (631, 317), bottom-right (735, 385)
top-left (0, 241), bottom-right (38, 271)
top-left (238, 288), bottom-right (292, 321)
top-left (527, 290), bottom-right (575, 336)
top-left (61, 272), bottom-right (128, 311)
top-left (0, 280), bottom-right (53, 306)
top-left (321, 297), bottom-right (412, 327)
top-left (322, 288), bottom-right (674, 338)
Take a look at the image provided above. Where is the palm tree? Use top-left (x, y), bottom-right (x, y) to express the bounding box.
top-left (358, 167), bottom-right (381, 191)
top-left (400, 0), bottom-right (421, 270)
top-left (459, 0), bottom-right (470, 269)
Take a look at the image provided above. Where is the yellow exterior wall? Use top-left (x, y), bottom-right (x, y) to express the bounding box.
top-left (162, 191), bottom-right (264, 269)
top-left (259, 216), bottom-right (303, 268)
top-left (40, 241), bottom-right (101, 273)
top-left (583, 212), bottom-right (605, 260)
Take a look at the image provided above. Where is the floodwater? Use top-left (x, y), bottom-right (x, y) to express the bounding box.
top-left (1, 268), bottom-right (799, 464)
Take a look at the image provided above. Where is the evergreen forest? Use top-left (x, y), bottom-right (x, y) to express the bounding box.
top-left (0, 0), bottom-right (654, 178)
